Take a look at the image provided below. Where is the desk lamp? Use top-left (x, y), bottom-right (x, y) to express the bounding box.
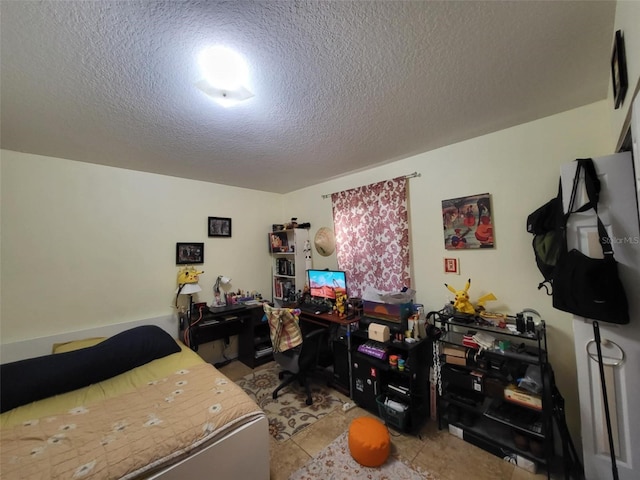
top-left (176, 266), bottom-right (204, 326)
top-left (213, 275), bottom-right (231, 306)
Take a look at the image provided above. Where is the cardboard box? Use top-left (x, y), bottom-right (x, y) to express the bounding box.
top-left (443, 345), bottom-right (466, 357)
top-left (504, 384), bottom-right (542, 410)
top-left (363, 301), bottom-right (413, 323)
top-left (445, 355), bottom-right (467, 366)
top-left (444, 344), bottom-right (467, 366)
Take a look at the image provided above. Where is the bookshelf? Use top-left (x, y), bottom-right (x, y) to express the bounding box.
top-left (269, 228), bottom-right (310, 306)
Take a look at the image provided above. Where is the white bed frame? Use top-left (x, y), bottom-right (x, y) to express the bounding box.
top-left (0, 315), bottom-right (271, 480)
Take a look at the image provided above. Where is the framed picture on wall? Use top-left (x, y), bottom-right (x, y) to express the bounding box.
top-left (611, 29), bottom-right (628, 110)
top-left (442, 193), bottom-right (494, 249)
top-left (208, 217), bottom-right (232, 237)
top-left (176, 242), bottom-right (204, 264)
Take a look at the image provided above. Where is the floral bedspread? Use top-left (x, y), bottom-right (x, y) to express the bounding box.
top-left (0, 363), bottom-right (263, 479)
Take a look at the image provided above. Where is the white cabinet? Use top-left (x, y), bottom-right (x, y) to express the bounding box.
top-left (269, 228), bottom-right (311, 306)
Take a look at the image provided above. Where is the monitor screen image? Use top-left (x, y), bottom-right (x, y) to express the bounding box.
top-left (307, 269), bottom-right (347, 300)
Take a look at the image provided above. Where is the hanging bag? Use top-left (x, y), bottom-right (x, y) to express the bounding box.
top-left (552, 159), bottom-right (630, 324)
top-left (526, 179), bottom-right (564, 294)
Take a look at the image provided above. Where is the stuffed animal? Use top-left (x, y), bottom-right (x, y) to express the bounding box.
top-left (334, 290), bottom-right (347, 318)
top-left (445, 278), bottom-right (497, 315)
top-left (445, 279), bottom-right (476, 314)
top-left (177, 266), bottom-right (204, 285)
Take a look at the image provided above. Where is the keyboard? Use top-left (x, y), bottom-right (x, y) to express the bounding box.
top-left (298, 303), bottom-right (331, 314)
top-left (209, 303), bottom-right (246, 313)
top-left (357, 340), bottom-right (389, 360)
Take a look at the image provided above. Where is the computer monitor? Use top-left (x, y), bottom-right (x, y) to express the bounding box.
top-left (307, 269), bottom-right (347, 301)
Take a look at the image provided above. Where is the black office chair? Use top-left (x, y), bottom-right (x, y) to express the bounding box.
top-left (272, 328), bottom-right (326, 406)
top-left (264, 304), bottom-right (326, 406)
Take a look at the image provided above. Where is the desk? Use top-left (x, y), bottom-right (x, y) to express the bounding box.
top-left (297, 311), bottom-right (360, 397)
top-left (182, 304), bottom-right (263, 353)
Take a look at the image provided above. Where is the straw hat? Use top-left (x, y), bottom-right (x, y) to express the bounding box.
top-left (314, 227), bottom-right (336, 256)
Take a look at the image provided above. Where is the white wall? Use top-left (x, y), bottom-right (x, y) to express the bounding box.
top-left (0, 151), bottom-right (281, 346)
top-left (283, 101), bottom-right (612, 443)
top-left (609, 1), bottom-right (640, 149)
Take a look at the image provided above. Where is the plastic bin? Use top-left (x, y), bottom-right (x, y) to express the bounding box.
top-left (376, 395), bottom-right (409, 431)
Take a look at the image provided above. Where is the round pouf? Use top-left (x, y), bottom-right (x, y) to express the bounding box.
top-left (348, 417), bottom-right (390, 467)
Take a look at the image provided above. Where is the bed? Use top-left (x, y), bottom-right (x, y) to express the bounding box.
top-left (0, 325), bottom-right (269, 480)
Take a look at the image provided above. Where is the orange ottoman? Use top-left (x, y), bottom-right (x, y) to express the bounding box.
top-left (348, 417), bottom-right (390, 467)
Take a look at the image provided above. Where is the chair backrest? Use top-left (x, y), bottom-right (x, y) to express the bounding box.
top-left (298, 328), bottom-right (326, 372)
top-left (263, 304), bottom-right (303, 353)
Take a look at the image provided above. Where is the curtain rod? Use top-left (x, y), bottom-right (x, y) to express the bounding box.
top-left (321, 172), bottom-right (421, 199)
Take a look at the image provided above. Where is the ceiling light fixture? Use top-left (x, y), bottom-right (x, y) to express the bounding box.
top-left (196, 46), bottom-right (254, 107)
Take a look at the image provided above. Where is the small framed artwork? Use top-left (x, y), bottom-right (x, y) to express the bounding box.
top-left (611, 30), bottom-right (628, 110)
top-left (176, 242), bottom-right (204, 264)
top-left (442, 193), bottom-right (494, 249)
top-left (208, 217), bottom-right (232, 237)
top-left (444, 258), bottom-right (460, 274)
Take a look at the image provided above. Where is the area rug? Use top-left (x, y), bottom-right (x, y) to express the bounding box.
top-left (289, 431), bottom-right (436, 480)
top-left (235, 364), bottom-right (345, 441)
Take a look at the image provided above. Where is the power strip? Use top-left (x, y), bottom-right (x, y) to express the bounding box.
top-left (342, 402), bottom-right (356, 412)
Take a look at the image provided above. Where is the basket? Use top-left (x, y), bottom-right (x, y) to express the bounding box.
top-left (376, 395), bottom-right (409, 431)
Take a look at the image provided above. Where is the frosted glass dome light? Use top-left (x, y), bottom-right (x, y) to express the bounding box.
top-left (199, 46), bottom-right (249, 90)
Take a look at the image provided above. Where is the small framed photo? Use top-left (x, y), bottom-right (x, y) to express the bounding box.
top-left (176, 242), bottom-right (204, 264)
top-left (611, 30), bottom-right (628, 110)
top-left (444, 257), bottom-right (460, 274)
top-left (208, 217), bottom-right (232, 237)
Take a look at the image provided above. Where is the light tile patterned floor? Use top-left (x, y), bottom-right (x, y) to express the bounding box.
top-left (220, 360), bottom-right (551, 480)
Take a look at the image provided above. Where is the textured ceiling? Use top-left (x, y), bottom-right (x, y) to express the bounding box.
top-left (1, 1), bottom-right (616, 194)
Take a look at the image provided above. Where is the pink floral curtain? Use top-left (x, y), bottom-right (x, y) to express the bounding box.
top-left (331, 177), bottom-right (410, 297)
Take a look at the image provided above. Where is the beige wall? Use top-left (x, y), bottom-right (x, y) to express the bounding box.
top-left (283, 101), bottom-right (613, 443)
top-left (0, 151), bottom-right (281, 346)
top-left (610, 1), bottom-right (640, 149)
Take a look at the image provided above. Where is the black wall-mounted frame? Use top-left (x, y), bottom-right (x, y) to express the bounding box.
top-left (208, 217), bottom-right (232, 237)
top-left (176, 242), bottom-right (204, 264)
top-left (611, 30), bottom-right (628, 110)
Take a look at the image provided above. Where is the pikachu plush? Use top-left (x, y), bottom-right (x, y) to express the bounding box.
top-left (445, 278), bottom-right (496, 315)
top-left (177, 266), bottom-right (204, 285)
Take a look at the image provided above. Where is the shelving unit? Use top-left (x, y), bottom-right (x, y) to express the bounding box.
top-left (269, 228), bottom-right (310, 306)
top-left (434, 314), bottom-right (554, 477)
top-left (350, 329), bottom-right (431, 434)
top-left (238, 308), bottom-right (273, 368)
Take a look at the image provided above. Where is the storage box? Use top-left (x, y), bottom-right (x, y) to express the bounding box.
top-left (363, 301), bottom-right (413, 323)
top-left (376, 395), bottom-right (409, 431)
top-left (446, 355), bottom-right (467, 366)
top-left (504, 384), bottom-right (542, 410)
top-left (368, 323), bottom-right (390, 342)
top-left (444, 345), bottom-right (467, 366)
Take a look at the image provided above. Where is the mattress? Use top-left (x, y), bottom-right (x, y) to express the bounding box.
top-left (0, 342), bottom-right (264, 479)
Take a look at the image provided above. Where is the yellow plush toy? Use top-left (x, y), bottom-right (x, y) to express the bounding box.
top-left (334, 290), bottom-right (347, 318)
top-left (445, 278), bottom-right (496, 315)
top-left (177, 266), bottom-right (204, 285)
